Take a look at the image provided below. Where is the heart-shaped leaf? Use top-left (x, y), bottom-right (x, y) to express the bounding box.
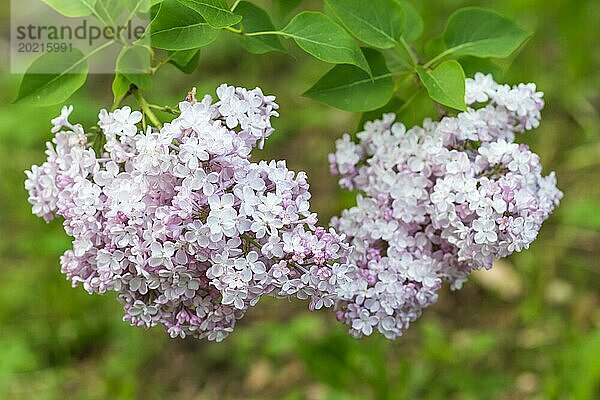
top-left (116, 45), bottom-right (153, 91)
top-left (443, 7), bottom-right (531, 58)
top-left (140, 0), bottom-right (219, 50)
top-left (304, 48), bottom-right (393, 112)
top-left (282, 12), bottom-right (370, 73)
top-left (325, 0), bottom-right (404, 49)
top-left (15, 49), bottom-right (89, 106)
top-left (416, 60), bottom-right (466, 111)
top-left (112, 74), bottom-right (132, 107)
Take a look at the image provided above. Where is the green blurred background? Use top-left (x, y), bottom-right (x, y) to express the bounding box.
top-left (1, 1), bottom-right (599, 399)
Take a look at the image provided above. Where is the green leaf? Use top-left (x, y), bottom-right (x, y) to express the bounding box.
top-left (304, 48), bottom-right (393, 112)
top-left (325, 0), bottom-right (404, 49)
top-left (397, 1), bottom-right (423, 41)
top-left (116, 45), bottom-right (153, 91)
top-left (140, 0), bottom-right (219, 50)
top-left (168, 49), bottom-right (201, 73)
top-left (236, 2), bottom-right (286, 54)
top-left (41, 0), bottom-right (98, 18)
top-left (112, 74), bottom-right (132, 106)
top-left (281, 12), bottom-right (370, 73)
top-left (416, 60), bottom-right (466, 111)
top-left (443, 7), bottom-right (531, 58)
top-left (175, 0), bottom-right (242, 28)
top-left (15, 49), bottom-right (89, 107)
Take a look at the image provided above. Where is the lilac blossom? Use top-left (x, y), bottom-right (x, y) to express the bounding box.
top-left (329, 73), bottom-right (562, 339)
top-left (25, 76), bottom-right (561, 342)
top-left (25, 84), bottom-right (354, 342)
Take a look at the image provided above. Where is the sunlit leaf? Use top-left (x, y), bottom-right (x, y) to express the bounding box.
top-left (325, 0), bottom-right (404, 49)
top-left (282, 12), bottom-right (370, 73)
top-left (15, 49), bottom-right (89, 106)
top-left (140, 0), bottom-right (219, 50)
top-left (416, 60), bottom-right (466, 111)
top-left (443, 7), bottom-right (531, 58)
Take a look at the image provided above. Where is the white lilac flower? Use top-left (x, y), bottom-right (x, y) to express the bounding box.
top-left (329, 73), bottom-right (561, 339)
top-left (111, 106), bottom-right (142, 136)
top-left (51, 105), bottom-right (74, 133)
top-left (179, 137), bottom-right (209, 170)
top-left (25, 84), bottom-right (352, 342)
top-left (25, 77), bottom-right (559, 342)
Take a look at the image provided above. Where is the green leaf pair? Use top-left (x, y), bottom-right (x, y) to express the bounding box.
top-left (307, 5), bottom-right (531, 114)
top-left (302, 0), bottom-right (414, 111)
top-left (415, 7), bottom-right (531, 111)
top-left (16, 2), bottom-right (534, 117)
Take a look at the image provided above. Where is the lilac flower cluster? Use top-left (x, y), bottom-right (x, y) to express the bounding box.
top-left (329, 73), bottom-right (562, 339)
top-left (25, 84), bottom-right (355, 341)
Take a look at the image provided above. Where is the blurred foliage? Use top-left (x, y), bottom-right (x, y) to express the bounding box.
top-left (0, 0), bottom-right (599, 399)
